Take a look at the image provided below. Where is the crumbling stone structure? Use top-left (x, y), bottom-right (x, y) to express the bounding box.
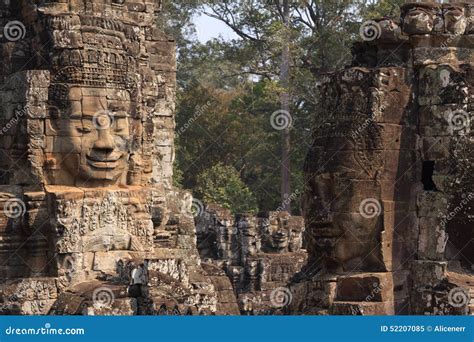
top-left (0, 0), bottom-right (471, 317)
top-left (196, 204), bottom-right (306, 314)
top-left (296, 1), bottom-right (473, 315)
top-left (0, 0), bottom-right (238, 315)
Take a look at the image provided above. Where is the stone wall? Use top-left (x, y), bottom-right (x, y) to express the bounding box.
top-left (297, 1), bottom-right (473, 315)
top-left (0, 0), bottom-right (237, 316)
top-left (196, 204), bottom-right (307, 314)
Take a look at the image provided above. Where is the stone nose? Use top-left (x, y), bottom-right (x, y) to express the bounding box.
top-left (94, 128), bottom-right (116, 152)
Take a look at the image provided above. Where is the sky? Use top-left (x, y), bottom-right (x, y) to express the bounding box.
top-left (193, 13), bottom-right (239, 43)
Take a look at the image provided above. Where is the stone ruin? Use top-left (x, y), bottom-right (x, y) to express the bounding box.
top-left (294, 1), bottom-right (473, 315)
top-left (0, 0), bottom-right (471, 317)
top-left (196, 204), bottom-right (306, 315)
top-left (0, 0), bottom-right (239, 315)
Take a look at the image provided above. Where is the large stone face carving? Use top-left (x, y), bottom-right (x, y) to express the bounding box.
top-left (48, 82), bottom-right (133, 186)
top-left (0, 0), bottom-right (238, 316)
top-left (303, 66), bottom-right (416, 275)
top-left (295, 1), bottom-right (473, 316)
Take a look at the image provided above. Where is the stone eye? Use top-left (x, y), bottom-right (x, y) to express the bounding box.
top-left (77, 126), bottom-right (92, 134)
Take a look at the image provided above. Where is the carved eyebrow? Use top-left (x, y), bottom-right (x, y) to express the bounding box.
top-left (69, 113), bottom-right (83, 119)
top-left (114, 113), bottom-right (129, 118)
top-left (108, 102), bottom-right (130, 111)
top-left (78, 113), bottom-right (130, 119)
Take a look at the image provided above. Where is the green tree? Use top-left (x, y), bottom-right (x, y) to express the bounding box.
top-left (170, 0), bottom-right (407, 213)
top-left (195, 163), bottom-right (258, 214)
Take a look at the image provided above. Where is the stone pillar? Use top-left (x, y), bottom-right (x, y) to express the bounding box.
top-left (297, 1), bottom-right (472, 315)
top-left (0, 0), bottom-right (227, 316)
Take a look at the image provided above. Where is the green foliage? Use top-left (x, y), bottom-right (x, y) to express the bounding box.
top-left (170, 0), bottom-right (404, 213)
top-left (359, 0), bottom-right (406, 20)
top-left (194, 163), bottom-right (258, 214)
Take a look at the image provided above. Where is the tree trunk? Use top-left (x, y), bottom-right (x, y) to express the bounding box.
top-left (280, 0), bottom-right (291, 213)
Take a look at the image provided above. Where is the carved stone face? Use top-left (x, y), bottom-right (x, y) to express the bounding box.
top-left (54, 86), bottom-right (131, 186)
top-left (402, 5), bottom-right (437, 34)
top-left (306, 168), bottom-right (386, 272)
top-left (288, 222), bottom-right (304, 252)
top-left (258, 215), bottom-right (305, 253)
top-left (303, 70), bottom-right (398, 272)
top-left (238, 217), bottom-right (260, 259)
top-left (443, 6), bottom-right (467, 35)
top-left (262, 222), bottom-right (289, 252)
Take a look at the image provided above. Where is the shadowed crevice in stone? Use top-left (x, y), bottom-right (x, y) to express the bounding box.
top-left (422, 161), bottom-right (438, 191)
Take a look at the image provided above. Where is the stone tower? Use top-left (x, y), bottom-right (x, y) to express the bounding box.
top-left (295, 1), bottom-right (473, 315)
top-left (0, 0), bottom-right (238, 315)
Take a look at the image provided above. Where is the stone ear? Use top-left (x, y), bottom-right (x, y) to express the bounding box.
top-left (47, 105), bottom-right (61, 134)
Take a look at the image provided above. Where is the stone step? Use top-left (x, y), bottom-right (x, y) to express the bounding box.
top-left (330, 300), bottom-right (394, 315)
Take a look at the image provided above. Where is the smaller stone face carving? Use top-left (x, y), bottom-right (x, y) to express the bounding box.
top-left (259, 218), bottom-right (289, 253)
top-left (196, 205), bottom-right (307, 314)
top-left (258, 212), bottom-right (304, 254)
top-left (237, 214), bottom-right (260, 262)
top-left (402, 4), bottom-right (440, 34)
top-left (443, 5), bottom-right (467, 35)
